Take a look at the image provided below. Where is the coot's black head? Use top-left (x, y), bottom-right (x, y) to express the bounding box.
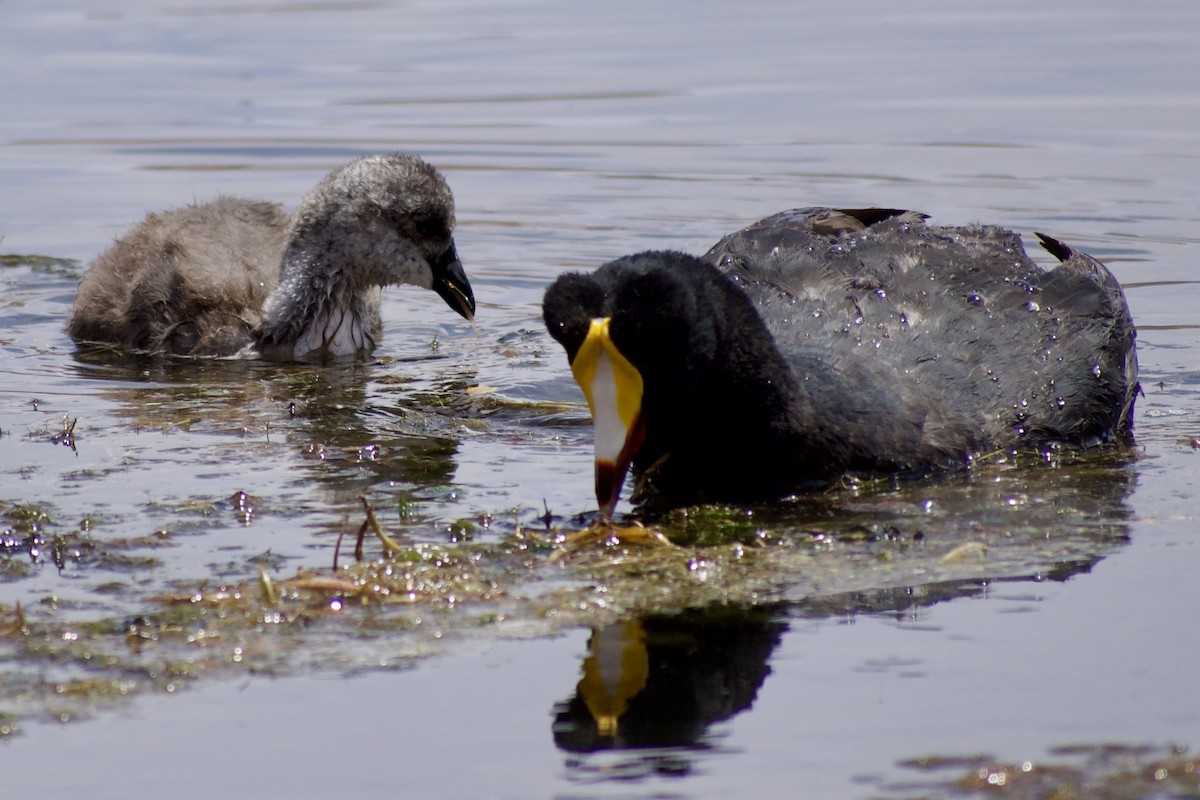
top-left (543, 251), bottom-right (738, 516)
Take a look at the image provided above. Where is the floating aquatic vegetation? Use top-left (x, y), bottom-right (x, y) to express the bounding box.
top-left (889, 743), bottom-right (1199, 800)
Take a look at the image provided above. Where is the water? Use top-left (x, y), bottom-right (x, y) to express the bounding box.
top-left (3, 1), bottom-right (1200, 797)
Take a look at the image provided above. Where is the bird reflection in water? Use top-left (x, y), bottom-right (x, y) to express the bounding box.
top-left (552, 607), bottom-right (786, 756)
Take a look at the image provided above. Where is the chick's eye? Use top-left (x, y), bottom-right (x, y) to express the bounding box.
top-left (412, 217), bottom-right (446, 240)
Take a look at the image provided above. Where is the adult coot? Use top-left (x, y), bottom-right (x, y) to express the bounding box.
top-left (68, 154), bottom-right (475, 361)
top-left (543, 207), bottom-right (1138, 514)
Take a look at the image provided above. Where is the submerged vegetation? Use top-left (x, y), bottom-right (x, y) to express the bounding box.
top-left (0, 443), bottom-right (1133, 738)
top-left (888, 744), bottom-right (1200, 800)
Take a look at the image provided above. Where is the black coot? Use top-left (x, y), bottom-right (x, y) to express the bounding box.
top-left (543, 207), bottom-right (1138, 513)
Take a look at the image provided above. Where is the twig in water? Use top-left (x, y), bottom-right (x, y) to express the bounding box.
top-left (359, 496), bottom-right (406, 556)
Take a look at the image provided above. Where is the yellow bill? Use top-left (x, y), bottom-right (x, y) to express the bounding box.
top-left (571, 318), bottom-right (645, 517)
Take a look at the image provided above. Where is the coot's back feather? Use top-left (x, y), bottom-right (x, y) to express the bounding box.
top-left (705, 208), bottom-right (1137, 453)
